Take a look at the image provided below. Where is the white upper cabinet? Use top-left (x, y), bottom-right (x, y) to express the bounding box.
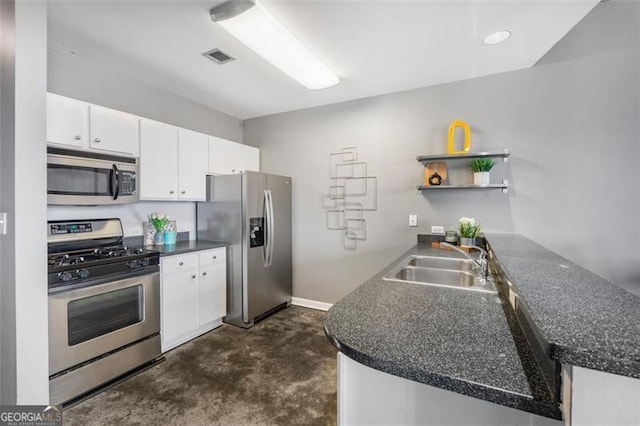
top-left (178, 128), bottom-right (208, 201)
top-left (89, 105), bottom-right (139, 156)
top-left (208, 136), bottom-right (260, 175)
top-left (208, 136), bottom-right (238, 174)
top-left (46, 93), bottom-right (89, 148)
top-left (139, 119), bottom-right (178, 200)
top-left (237, 143), bottom-right (260, 173)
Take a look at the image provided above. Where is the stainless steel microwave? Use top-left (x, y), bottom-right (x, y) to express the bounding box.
top-left (47, 147), bottom-right (139, 205)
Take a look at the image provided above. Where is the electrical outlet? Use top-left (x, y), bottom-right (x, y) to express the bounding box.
top-left (431, 225), bottom-right (444, 234)
top-left (409, 214), bottom-right (418, 227)
top-left (128, 228), bottom-right (142, 236)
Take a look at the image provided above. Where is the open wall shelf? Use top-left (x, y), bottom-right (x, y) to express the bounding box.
top-left (417, 181), bottom-right (510, 194)
top-left (416, 149), bottom-right (511, 193)
top-left (416, 149), bottom-right (510, 164)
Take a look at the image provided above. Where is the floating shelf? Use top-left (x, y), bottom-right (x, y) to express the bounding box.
top-left (417, 180), bottom-right (510, 194)
top-left (416, 149), bottom-right (510, 164)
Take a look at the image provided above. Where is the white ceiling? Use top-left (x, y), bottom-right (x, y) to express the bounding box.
top-left (48, 0), bottom-right (599, 120)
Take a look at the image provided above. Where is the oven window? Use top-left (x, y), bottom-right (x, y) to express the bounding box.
top-left (48, 164), bottom-right (112, 196)
top-left (67, 285), bottom-right (143, 346)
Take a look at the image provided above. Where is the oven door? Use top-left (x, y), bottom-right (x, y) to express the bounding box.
top-left (47, 150), bottom-right (139, 205)
top-left (48, 272), bottom-right (160, 376)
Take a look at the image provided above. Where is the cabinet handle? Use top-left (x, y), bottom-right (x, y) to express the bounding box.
top-left (212, 256), bottom-right (217, 260)
top-left (191, 274), bottom-right (196, 279)
top-left (94, 137), bottom-right (101, 143)
top-left (232, 169), bottom-right (235, 173)
top-left (181, 190), bottom-right (186, 194)
top-left (169, 190), bottom-right (175, 194)
top-left (202, 272), bottom-right (207, 277)
top-left (74, 135), bottom-right (82, 140)
top-left (179, 261), bottom-right (184, 266)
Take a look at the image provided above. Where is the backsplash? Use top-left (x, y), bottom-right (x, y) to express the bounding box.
top-left (47, 201), bottom-right (196, 238)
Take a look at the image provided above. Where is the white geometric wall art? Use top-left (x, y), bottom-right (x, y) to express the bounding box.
top-left (323, 147), bottom-right (377, 250)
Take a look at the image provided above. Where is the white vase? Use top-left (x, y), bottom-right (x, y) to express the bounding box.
top-left (474, 172), bottom-right (490, 185)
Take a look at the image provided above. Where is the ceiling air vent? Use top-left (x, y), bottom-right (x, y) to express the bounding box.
top-left (203, 48), bottom-right (235, 65)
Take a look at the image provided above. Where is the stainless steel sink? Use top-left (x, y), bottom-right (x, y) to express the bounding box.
top-left (383, 255), bottom-right (496, 293)
top-left (406, 255), bottom-right (474, 272)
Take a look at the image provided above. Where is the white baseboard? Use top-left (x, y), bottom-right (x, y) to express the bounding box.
top-left (291, 297), bottom-right (333, 312)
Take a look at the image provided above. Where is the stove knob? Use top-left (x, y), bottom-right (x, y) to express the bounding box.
top-left (127, 261), bottom-right (138, 269)
top-left (140, 258), bottom-right (150, 267)
top-left (77, 268), bottom-right (90, 279)
top-left (58, 271), bottom-right (73, 282)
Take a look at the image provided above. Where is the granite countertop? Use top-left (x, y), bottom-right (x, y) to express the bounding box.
top-left (486, 233), bottom-right (640, 378)
top-left (324, 243), bottom-right (561, 419)
top-left (151, 240), bottom-right (227, 257)
top-left (325, 234), bottom-right (640, 420)
top-left (124, 234), bottom-right (228, 257)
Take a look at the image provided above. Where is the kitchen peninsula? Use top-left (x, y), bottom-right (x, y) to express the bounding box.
top-left (325, 234), bottom-right (640, 425)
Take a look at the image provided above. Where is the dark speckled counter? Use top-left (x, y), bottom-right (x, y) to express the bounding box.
top-left (151, 240), bottom-right (227, 257)
top-left (124, 234), bottom-right (227, 257)
top-left (324, 244), bottom-right (562, 419)
top-left (325, 234), bottom-right (640, 420)
top-left (486, 233), bottom-right (640, 378)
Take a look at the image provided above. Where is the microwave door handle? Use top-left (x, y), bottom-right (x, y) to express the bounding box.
top-left (108, 166), bottom-right (115, 197)
top-left (112, 164), bottom-right (120, 200)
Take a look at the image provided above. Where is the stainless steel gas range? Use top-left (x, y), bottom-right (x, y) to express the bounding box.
top-left (47, 218), bottom-right (161, 406)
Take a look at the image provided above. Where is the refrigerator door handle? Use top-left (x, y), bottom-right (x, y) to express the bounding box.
top-left (267, 189), bottom-right (275, 267)
top-left (263, 190), bottom-right (270, 267)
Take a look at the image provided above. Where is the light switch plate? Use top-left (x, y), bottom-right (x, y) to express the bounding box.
top-left (409, 214), bottom-right (418, 227)
top-left (0, 212), bottom-right (6, 235)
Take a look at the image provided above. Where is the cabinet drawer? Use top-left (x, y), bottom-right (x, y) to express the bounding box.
top-left (161, 254), bottom-right (197, 274)
top-left (199, 248), bottom-right (226, 267)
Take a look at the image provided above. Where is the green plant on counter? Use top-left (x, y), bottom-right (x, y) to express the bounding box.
top-left (458, 217), bottom-right (481, 238)
top-left (148, 213), bottom-right (170, 232)
top-left (469, 158), bottom-right (495, 172)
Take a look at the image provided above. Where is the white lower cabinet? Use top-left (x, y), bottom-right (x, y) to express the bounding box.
top-left (160, 248), bottom-right (226, 352)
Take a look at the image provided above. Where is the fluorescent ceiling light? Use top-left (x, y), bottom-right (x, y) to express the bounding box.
top-left (483, 30), bottom-right (511, 45)
top-left (210, 0), bottom-right (340, 90)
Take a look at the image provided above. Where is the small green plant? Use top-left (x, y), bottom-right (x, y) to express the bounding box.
top-left (469, 158), bottom-right (495, 172)
top-left (148, 213), bottom-right (169, 232)
top-left (458, 217), bottom-right (481, 238)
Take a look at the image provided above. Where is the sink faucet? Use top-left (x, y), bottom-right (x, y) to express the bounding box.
top-left (440, 242), bottom-right (489, 278)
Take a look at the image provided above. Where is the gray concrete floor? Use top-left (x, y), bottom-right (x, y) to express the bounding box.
top-left (64, 306), bottom-right (337, 425)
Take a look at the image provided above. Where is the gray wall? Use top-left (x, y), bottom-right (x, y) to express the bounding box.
top-left (0, 0), bottom-right (17, 405)
top-left (0, 0), bottom-right (49, 403)
top-left (244, 1), bottom-right (640, 303)
top-left (48, 48), bottom-right (244, 143)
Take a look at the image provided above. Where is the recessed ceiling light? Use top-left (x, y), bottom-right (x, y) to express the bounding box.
top-left (210, 0), bottom-right (340, 90)
top-left (483, 30), bottom-right (511, 45)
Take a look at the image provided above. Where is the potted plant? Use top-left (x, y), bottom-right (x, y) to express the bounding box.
top-left (148, 213), bottom-right (169, 246)
top-left (469, 158), bottom-right (495, 186)
top-left (458, 217), bottom-right (480, 247)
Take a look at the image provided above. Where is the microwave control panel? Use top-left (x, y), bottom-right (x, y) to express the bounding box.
top-left (120, 171), bottom-right (136, 195)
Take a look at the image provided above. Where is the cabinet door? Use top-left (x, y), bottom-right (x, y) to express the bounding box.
top-left (198, 262), bottom-right (226, 325)
top-left (139, 119), bottom-right (178, 200)
top-left (161, 269), bottom-right (199, 349)
top-left (89, 106), bottom-right (139, 156)
top-left (177, 128), bottom-right (208, 201)
top-left (237, 144), bottom-right (260, 172)
top-left (46, 93), bottom-right (88, 148)
top-left (208, 136), bottom-right (238, 174)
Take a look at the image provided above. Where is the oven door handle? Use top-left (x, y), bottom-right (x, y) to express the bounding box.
top-left (112, 164), bottom-right (120, 200)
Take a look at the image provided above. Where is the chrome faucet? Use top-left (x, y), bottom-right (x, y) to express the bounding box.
top-left (440, 242), bottom-right (489, 278)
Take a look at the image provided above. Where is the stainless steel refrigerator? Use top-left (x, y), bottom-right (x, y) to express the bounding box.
top-left (196, 172), bottom-right (292, 328)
